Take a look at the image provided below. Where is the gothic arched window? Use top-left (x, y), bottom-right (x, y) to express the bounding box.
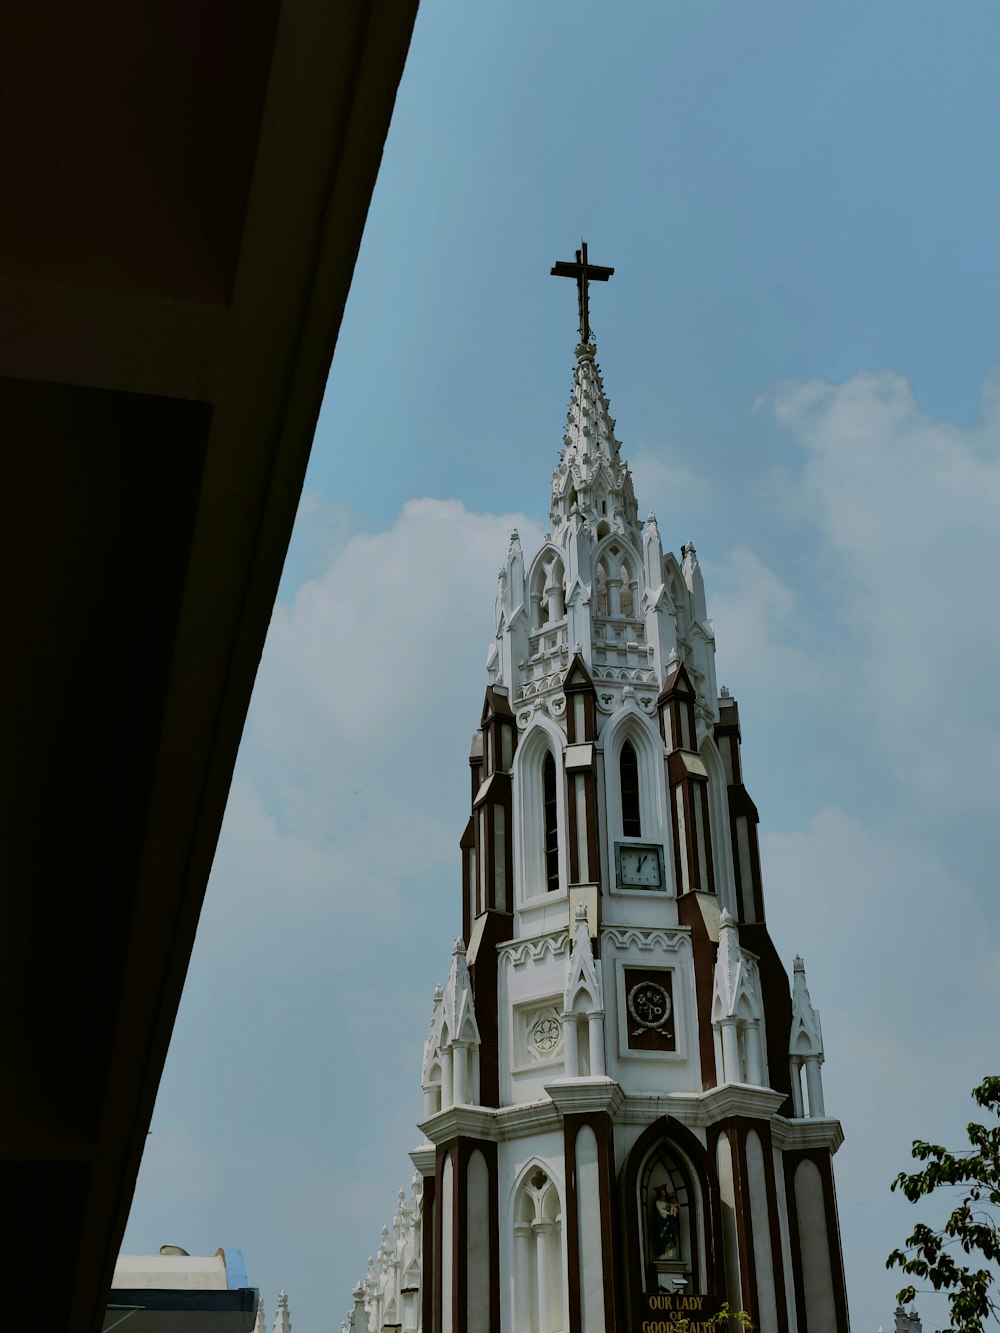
top-left (620, 739), bottom-right (641, 837)
top-left (542, 751), bottom-right (559, 893)
top-left (513, 1167), bottom-right (563, 1332)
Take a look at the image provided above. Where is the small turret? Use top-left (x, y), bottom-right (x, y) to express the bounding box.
top-left (789, 955), bottom-right (826, 1117)
top-left (561, 902), bottom-right (606, 1078)
top-left (436, 939), bottom-right (481, 1107)
top-left (711, 908), bottom-right (766, 1086)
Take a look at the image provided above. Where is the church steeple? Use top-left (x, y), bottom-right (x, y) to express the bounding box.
top-left (351, 245), bottom-right (852, 1333)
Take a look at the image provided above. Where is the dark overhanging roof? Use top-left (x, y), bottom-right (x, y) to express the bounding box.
top-left (105, 1290), bottom-right (258, 1333)
top-left (0, 2), bottom-right (418, 1330)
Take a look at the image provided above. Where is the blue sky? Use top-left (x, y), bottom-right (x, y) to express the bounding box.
top-left (124, 3), bottom-right (1000, 1329)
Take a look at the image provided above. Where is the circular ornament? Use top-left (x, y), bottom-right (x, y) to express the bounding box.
top-left (627, 980), bottom-right (672, 1030)
top-left (531, 1016), bottom-right (561, 1053)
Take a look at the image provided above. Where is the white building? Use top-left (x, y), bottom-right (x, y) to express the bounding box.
top-left (353, 250), bottom-right (850, 1333)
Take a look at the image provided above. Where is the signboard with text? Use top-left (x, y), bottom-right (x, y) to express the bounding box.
top-left (632, 1290), bottom-right (727, 1333)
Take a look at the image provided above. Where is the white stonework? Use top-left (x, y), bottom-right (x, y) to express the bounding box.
top-left (349, 324), bottom-right (850, 1332)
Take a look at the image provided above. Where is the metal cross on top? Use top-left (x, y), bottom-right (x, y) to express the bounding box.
top-left (550, 240), bottom-right (614, 344)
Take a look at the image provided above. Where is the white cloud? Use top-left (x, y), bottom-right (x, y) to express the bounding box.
top-left (708, 544), bottom-right (835, 699)
top-left (760, 805), bottom-right (996, 1323)
top-left (205, 498), bottom-right (544, 938)
top-left (630, 448), bottom-right (707, 522)
top-left (759, 368), bottom-right (1000, 811)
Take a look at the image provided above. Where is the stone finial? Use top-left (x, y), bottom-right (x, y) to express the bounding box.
top-left (350, 1282), bottom-right (369, 1333)
top-left (272, 1291), bottom-right (291, 1333)
top-left (453, 937), bottom-right (466, 956)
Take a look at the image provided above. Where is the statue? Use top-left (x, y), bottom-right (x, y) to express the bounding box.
top-left (650, 1184), bottom-right (680, 1261)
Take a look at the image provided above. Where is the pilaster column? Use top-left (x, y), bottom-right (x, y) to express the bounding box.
top-left (789, 1057), bottom-right (804, 1118)
top-left (587, 1012), bottom-right (606, 1077)
top-left (805, 1055), bottom-right (825, 1116)
top-left (441, 1054), bottom-right (453, 1110)
top-left (607, 575), bottom-right (622, 617)
top-left (562, 1011), bottom-right (579, 1077)
top-left (534, 1219), bottom-right (555, 1333)
top-left (720, 1017), bottom-right (741, 1083)
top-left (423, 1086), bottom-right (437, 1119)
top-left (744, 1020), bottom-right (763, 1086)
top-left (513, 1225), bottom-right (532, 1332)
top-left (452, 1043), bottom-right (467, 1105)
top-left (470, 1045), bottom-right (481, 1106)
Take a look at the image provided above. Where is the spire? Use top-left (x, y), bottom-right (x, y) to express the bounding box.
top-left (549, 342), bottom-right (640, 542)
top-left (253, 1295), bottom-right (266, 1333)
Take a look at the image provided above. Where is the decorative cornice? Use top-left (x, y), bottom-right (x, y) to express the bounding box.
top-left (771, 1116), bottom-right (845, 1155)
top-left (413, 1083), bottom-right (842, 1152)
top-left (408, 1144), bottom-right (436, 1177)
top-left (417, 1105), bottom-right (500, 1143)
top-left (603, 926), bottom-right (691, 953)
top-left (496, 1099), bottom-right (564, 1138)
top-left (498, 930), bottom-right (570, 968)
top-left (417, 1097), bottom-right (563, 1145)
top-left (544, 1077), bottom-right (626, 1118)
top-left (616, 1083), bottom-right (786, 1129)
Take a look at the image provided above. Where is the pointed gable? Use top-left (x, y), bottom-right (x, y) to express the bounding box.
top-left (481, 683), bottom-right (514, 727)
top-left (563, 652), bottom-right (595, 694)
top-left (658, 658), bottom-right (696, 703)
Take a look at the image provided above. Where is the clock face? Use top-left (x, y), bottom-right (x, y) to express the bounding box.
top-left (617, 843), bottom-right (663, 889)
